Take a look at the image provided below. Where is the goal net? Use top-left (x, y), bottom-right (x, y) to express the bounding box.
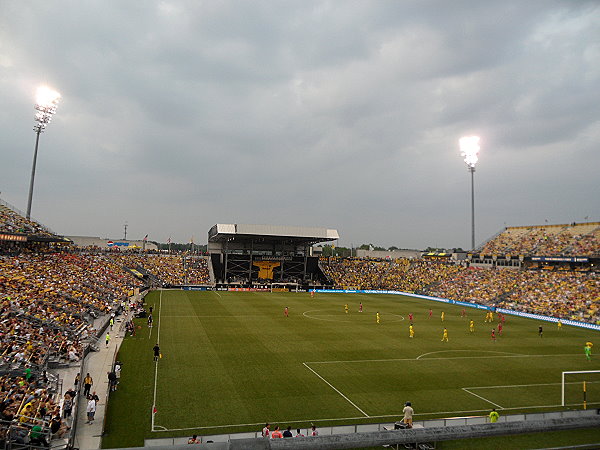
top-left (561, 370), bottom-right (600, 408)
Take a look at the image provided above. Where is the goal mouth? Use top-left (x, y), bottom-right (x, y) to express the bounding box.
top-left (561, 370), bottom-right (600, 408)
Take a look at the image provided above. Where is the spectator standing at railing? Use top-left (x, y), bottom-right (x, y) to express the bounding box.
top-left (62, 394), bottom-right (72, 419)
top-left (85, 396), bottom-right (96, 424)
top-left (402, 401), bottom-right (414, 428)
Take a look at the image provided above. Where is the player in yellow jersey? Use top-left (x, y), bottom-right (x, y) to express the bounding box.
top-left (376, 312), bottom-right (380, 324)
top-left (409, 325), bottom-right (414, 338)
top-left (441, 311), bottom-right (445, 322)
top-left (345, 304), bottom-right (349, 314)
top-left (441, 327), bottom-right (448, 342)
top-left (469, 320), bottom-right (474, 333)
top-left (557, 320), bottom-right (562, 330)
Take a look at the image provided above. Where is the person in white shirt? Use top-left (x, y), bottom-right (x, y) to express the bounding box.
top-left (402, 401), bottom-right (414, 428)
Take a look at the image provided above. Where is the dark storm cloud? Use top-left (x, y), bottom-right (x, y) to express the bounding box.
top-left (0, 0), bottom-right (599, 248)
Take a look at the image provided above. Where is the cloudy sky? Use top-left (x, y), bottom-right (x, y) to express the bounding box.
top-left (1, 1), bottom-right (599, 250)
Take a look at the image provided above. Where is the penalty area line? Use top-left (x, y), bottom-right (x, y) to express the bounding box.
top-left (302, 363), bottom-right (370, 417)
top-left (462, 388), bottom-right (504, 409)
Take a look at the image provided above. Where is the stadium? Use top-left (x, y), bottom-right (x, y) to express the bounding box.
top-left (1, 200), bottom-right (599, 449)
top-left (2, 2), bottom-right (600, 450)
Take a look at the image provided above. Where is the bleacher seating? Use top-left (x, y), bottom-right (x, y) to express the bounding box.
top-left (0, 251), bottom-right (143, 445)
top-left (480, 222), bottom-right (600, 256)
top-left (106, 254), bottom-right (210, 286)
top-left (0, 201), bottom-right (56, 237)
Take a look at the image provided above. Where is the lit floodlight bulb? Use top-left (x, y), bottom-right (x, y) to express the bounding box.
top-left (459, 136), bottom-right (480, 168)
top-left (36, 86), bottom-right (61, 108)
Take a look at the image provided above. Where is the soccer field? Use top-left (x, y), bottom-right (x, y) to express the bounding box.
top-left (102, 290), bottom-right (600, 448)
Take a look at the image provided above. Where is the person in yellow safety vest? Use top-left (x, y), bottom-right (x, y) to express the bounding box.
top-left (489, 408), bottom-right (499, 423)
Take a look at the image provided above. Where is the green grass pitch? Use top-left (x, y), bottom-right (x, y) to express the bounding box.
top-left (101, 290), bottom-right (600, 448)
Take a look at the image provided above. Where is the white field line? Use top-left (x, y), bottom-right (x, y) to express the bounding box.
top-left (305, 353), bottom-right (580, 365)
top-left (150, 401), bottom-right (600, 433)
top-left (151, 288), bottom-right (163, 431)
top-left (161, 315), bottom-right (267, 318)
top-left (462, 388), bottom-right (504, 409)
top-left (416, 350), bottom-right (524, 360)
top-left (465, 380), bottom-right (600, 390)
top-left (302, 309), bottom-right (405, 323)
top-left (302, 363), bottom-right (369, 417)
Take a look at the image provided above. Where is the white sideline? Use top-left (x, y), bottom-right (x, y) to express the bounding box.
top-left (151, 401), bottom-right (600, 433)
top-left (151, 288), bottom-right (163, 431)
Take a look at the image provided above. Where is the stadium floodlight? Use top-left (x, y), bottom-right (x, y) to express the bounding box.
top-left (459, 136), bottom-right (480, 250)
top-left (26, 86), bottom-right (61, 219)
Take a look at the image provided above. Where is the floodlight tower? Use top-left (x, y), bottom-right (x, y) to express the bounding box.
top-left (459, 136), bottom-right (480, 250)
top-left (26, 86), bottom-right (61, 219)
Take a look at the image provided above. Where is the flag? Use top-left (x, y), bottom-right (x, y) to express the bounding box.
top-left (153, 406), bottom-right (157, 414)
top-left (369, 244), bottom-right (374, 251)
top-left (143, 234), bottom-right (148, 241)
top-left (167, 237), bottom-right (171, 244)
top-left (190, 236), bottom-right (194, 244)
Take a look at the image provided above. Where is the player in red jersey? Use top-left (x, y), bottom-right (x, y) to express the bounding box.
top-left (498, 322), bottom-right (503, 335)
top-left (491, 328), bottom-right (496, 342)
top-left (284, 307), bottom-right (289, 317)
top-left (408, 313), bottom-right (413, 324)
top-left (428, 309), bottom-right (433, 319)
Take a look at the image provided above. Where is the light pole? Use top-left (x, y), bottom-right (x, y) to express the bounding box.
top-left (459, 136), bottom-right (480, 250)
top-left (26, 86), bottom-right (61, 219)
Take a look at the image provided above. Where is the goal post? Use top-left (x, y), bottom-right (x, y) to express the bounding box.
top-left (561, 370), bottom-right (600, 407)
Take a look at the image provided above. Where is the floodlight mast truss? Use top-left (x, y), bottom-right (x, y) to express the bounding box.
top-left (459, 136), bottom-right (480, 250)
top-left (26, 87), bottom-right (61, 219)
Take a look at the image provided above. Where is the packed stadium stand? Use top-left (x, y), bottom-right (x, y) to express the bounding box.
top-left (0, 199), bottom-right (57, 238)
top-left (105, 254), bottom-right (210, 286)
top-left (479, 222), bottom-right (600, 257)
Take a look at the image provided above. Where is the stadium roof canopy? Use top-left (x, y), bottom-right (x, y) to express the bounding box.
top-left (208, 224), bottom-right (339, 245)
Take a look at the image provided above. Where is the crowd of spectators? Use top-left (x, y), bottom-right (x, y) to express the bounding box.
top-left (480, 223), bottom-right (600, 257)
top-left (322, 258), bottom-right (389, 289)
top-left (0, 203), bottom-right (54, 237)
top-left (380, 260), bottom-right (463, 292)
top-left (0, 251), bottom-right (141, 445)
top-left (106, 254), bottom-right (210, 285)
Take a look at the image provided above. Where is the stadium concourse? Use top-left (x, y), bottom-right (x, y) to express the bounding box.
top-left (1, 197), bottom-right (599, 448)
